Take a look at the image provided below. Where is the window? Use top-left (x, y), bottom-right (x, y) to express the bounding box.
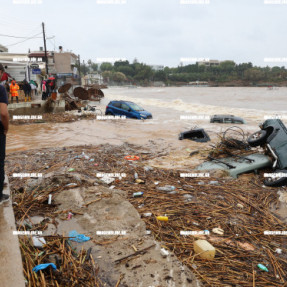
top-left (112, 102), bottom-right (121, 108)
top-left (121, 103), bottom-right (130, 111)
top-left (128, 103), bottom-right (144, 111)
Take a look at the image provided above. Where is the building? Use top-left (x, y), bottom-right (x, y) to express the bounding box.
top-left (197, 60), bottom-right (220, 67)
top-left (0, 48), bottom-right (29, 81)
top-left (83, 73), bottom-right (103, 86)
top-left (53, 51), bottom-right (79, 86)
top-left (0, 44), bottom-right (8, 53)
top-left (149, 65), bottom-right (164, 71)
top-left (0, 45), bottom-right (80, 86)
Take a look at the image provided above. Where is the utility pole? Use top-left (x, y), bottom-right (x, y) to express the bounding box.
top-left (42, 22), bottom-right (49, 76)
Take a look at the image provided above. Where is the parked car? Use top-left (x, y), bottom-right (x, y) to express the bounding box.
top-left (248, 119), bottom-right (287, 187)
top-left (210, 115), bottom-right (246, 124)
top-left (105, 101), bottom-right (152, 119)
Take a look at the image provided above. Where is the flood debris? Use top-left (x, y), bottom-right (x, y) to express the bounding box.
top-left (179, 128), bottom-right (210, 142)
top-left (20, 235), bottom-right (104, 286)
top-left (7, 143), bottom-right (287, 286)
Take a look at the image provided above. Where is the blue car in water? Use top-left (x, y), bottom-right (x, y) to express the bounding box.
top-left (105, 100), bottom-right (152, 119)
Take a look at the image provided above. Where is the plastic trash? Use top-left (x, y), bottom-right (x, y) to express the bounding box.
top-left (32, 236), bottom-right (46, 248)
top-left (48, 194), bottom-right (52, 205)
top-left (146, 230), bottom-right (151, 235)
top-left (183, 194), bottom-right (193, 201)
top-left (133, 192), bottom-right (143, 198)
top-left (156, 216), bottom-right (168, 221)
top-left (209, 181), bottom-right (219, 185)
top-left (67, 212), bottom-right (73, 220)
top-left (160, 248), bottom-right (169, 258)
top-left (144, 166), bottom-right (153, 172)
top-left (89, 159), bottom-right (95, 162)
top-left (212, 228), bottom-right (224, 235)
top-left (194, 240), bottom-right (216, 260)
top-left (68, 168), bottom-right (75, 172)
top-left (82, 152), bottom-right (90, 160)
top-left (135, 179), bottom-right (145, 184)
top-left (237, 203), bottom-right (244, 208)
top-left (157, 185), bottom-right (176, 192)
top-left (134, 172), bottom-right (139, 179)
top-left (275, 248), bottom-right (282, 254)
top-left (143, 212), bottom-right (152, 217)
top-left (69, 230), bottom-right (90, 243)
top-left (32, 263), bottom-right (57, 272)
top-left (65, 183), bottom-right (77, 187)
top-left (257, 264), bottom-right (268, 272)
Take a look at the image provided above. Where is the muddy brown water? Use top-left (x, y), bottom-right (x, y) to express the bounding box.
top-left (7, 86), bottom-right (287, 154)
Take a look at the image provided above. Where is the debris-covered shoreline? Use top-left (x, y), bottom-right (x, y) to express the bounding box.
top-left (6, 142), bottom-right (287, 286)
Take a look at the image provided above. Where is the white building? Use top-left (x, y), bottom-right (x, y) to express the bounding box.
top-left (149, 65), bottom-right (164, 71)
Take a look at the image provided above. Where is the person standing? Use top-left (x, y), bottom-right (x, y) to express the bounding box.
top-left (29, 81), bottom-right (36, 101)
top-left (10, 79), bottom-right (19, 103)
top-left (22, 80), bottom-right (30, 102)
top-left (41, 80), bottom-right (47, 100)
top-left (0, 64), bottom-right (9, 204)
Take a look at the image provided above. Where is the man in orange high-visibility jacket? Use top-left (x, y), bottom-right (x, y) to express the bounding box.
top-left (10, 80), bottom-right (19, 103)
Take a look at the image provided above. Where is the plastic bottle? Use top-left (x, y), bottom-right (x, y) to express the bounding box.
top-left (48, 194), bottom-right (52, 205)
top-left (257, 264), bottom-right (268, 272)
top-left (133, 192), bottom-right (143, 198)
top-left (156, 216), bottom-right (168, 221)
top-left (193, 240), bottom-right (216, 260)
top-left (157, 185), bottom-right (176, 192)
top-left (32, 236), bottom-right (46, 248)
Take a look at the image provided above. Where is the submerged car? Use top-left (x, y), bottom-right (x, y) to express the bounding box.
top-left (210, 115), bottom-right (246, 124)
top-left (248, 119), bottom-right (287, 187)
top-left (105, 100), bottom-right (152, 119)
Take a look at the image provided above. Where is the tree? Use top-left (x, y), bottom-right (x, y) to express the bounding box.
top-left (244, 68), bottom-right (265, 81)
top-left (100, 62), bottom-right (113, 72)
top-left (112, 72), bottom-right (126, 82)
top-left (153, 70), bottom-right (167, 81)
top-left (91, 63), bottom-right (98, 72)
top-left (102, 71), bottom-right (113, 82)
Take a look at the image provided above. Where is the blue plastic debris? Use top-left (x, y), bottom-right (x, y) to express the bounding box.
top-left (32, 263), bottom-right (57, 272)
top-left (69, 230), bottom-right (90, 243)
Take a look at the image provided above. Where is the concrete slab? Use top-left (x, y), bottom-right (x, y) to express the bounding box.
top-left (0, 176), bottom-right (25, 287)
top-left (8, 99), bottom-right (65, 115)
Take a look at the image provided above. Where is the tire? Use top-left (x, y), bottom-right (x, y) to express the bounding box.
top-left (248, 130), bottom-right (268, 147)
top-left (264, 170), bottom-right (287, 187)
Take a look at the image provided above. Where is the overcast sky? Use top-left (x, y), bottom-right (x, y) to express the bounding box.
top-left (0, 0), bottom-right (286, 67)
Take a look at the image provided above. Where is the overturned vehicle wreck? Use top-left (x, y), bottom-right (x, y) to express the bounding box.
top-left (248, 119), bottom-right (287, 187)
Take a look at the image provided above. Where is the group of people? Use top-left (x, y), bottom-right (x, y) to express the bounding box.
top-left (3, 79), bottom-right (38, 103)
top-left (41, 79), bottom-right (56, 100)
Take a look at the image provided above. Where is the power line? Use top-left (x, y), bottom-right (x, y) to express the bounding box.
top-left (0, 33), bottom-right (43, 39)
top-left (5, 32), bottom-right (42, 47)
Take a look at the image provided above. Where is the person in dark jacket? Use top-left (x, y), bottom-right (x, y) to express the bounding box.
top-left (22, 80), bottom-right (31, 102)
top-left (0, 63), bottom-right (9, 205)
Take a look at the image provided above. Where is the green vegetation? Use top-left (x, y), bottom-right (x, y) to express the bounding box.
top-left (77, 59), bottom-right (287, 86)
